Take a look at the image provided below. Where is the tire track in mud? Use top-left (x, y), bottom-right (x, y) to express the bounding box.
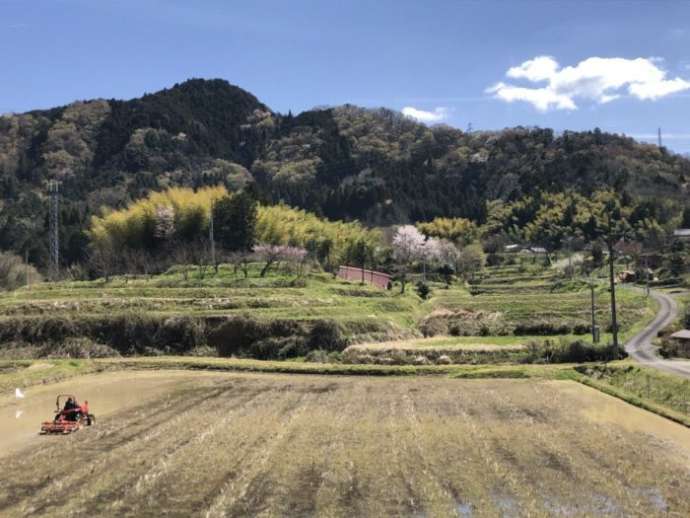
top-left (398, 386), bottom-right (461, 516)
top-left (74, 383), bottom-right (275, 517)
top-left (202, 388), bottom-right (315, 518)
top-left (0, 386), bottom-right (211, 510)
top-left (537, 381), bottom-right (689, 515)
top-left (254, 380), bottom-right (364, 517)
top-left (461, 385), bottom-right (543, 516)
top-left (309, 381), bottom-right (365, 517)
top-left (109, 381), bottom-right (298, 516)
top-left (1, 383), bottom-right (243, 516)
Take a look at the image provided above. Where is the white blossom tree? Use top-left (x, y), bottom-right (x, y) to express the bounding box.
top-left (254, 244), bottom-right (308, 277)
top-left (392, 225), bottom-right (425, 293)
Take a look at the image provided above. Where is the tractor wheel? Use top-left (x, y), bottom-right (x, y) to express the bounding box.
top-left (87, 414), bottom-right (96, 426)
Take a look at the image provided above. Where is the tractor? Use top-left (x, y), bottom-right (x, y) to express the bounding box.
top-left (40, 394), bottom-right (96, 435)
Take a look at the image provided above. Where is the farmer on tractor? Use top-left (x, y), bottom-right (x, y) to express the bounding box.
top-left (62, 396), bottom-right (80, 421)
top-left (41, 394), bottom-right (95, 434)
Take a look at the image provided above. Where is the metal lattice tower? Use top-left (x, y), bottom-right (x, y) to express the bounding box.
top-left (48, 180), bottom-right (60, 279)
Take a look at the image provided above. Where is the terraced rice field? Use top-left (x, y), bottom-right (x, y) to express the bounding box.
top-left (0, 270), bottom-right (420, 333)
top-left (428, 263), bottom-right (654, 338)
top-left (1, 371), bottom-right (689, 516)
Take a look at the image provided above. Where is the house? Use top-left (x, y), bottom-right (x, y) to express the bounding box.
top-left (673, 229), bottom-right (690, 240)
top-left (670, 330), bottom-right (690, 343)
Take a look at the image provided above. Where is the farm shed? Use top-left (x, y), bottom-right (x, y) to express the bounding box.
top-left (669, 330), bottom-right (690, 355)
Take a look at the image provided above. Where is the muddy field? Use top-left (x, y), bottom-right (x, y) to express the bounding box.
top-left (1, 371), bottom-right (689, 517)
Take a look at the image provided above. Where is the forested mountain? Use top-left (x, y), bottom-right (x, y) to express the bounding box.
top-left (1, 78), bottom-right (689, 268)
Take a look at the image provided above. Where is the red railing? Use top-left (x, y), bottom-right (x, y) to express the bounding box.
top-left (337, 265), bottom-right (391, 290)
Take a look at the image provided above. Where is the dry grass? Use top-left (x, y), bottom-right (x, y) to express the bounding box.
top-left (1, 371), bottom-right (689, 517)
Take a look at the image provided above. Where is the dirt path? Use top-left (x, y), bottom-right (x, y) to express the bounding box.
top-left (625, 289), bottom-right (690, 378)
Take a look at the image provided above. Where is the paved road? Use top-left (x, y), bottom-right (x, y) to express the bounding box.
top-left (625, 289), bottom-right (690, 379)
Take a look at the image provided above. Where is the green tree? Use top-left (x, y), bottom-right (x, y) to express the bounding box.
top-left (682, 207), bottom-right (690, 228)
top-left (213, 191), bottom-right (257, 252)
top-left (343, 237), bottom-right (373, 282)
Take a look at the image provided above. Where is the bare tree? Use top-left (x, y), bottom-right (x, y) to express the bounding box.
top-left (88, 242), bottom-right (117, 283)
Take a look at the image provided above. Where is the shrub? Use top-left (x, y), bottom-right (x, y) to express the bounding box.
top-left (514, 321), bottom-right (572, 336)
top-left (523, 339), bottom-right (624, 363)
top-left (0, 252), bottom-right (42, 291)
top-left (43, 338), bottom-right (120, 359)
top-left (421, 318), bottom-right (449, 337)
top-left (307, 320), bottom-right (346, 352)
top-left (208, 316), bottom-right (268, 356)
top-left (572, 322), bottom-right (591, 335)
top-left (415, 281), bottom-right (431, 300)
top-left (155, 317), bottom-right (206, 353)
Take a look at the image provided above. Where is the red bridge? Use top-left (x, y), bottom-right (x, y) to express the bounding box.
top-left (337, 265), bottom-right (392, 290)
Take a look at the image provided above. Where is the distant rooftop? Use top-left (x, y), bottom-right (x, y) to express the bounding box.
top-left (673, 229), bottom-right (690, 238)
top-left (670, 330), bottom-right (690, 340)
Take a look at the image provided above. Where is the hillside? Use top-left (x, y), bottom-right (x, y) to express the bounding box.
top-left (1, 78), bottom-right (689, 268)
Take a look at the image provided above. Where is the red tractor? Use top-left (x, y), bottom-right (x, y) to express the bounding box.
top-left (40, 394), bottom-right (96, 435)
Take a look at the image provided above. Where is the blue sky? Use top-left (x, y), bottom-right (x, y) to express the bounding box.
top-left (2, 0), bottom-right (690, 152)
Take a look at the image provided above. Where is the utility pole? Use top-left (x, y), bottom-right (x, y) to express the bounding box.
top-left (209, 201), bottom-right (217, 273)
top-left (590, 281), bottom-right (598, 343)
top-left (48, 180), bottom-right (60, 281)
top-left (658, 127), bottom-right (662, 148)
top-left (606, 220), bottom-right (619, 352)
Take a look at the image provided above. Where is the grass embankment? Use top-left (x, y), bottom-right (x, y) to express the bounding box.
top-left (0, 359), bottom-right (108, 395)
top-left (575, 363), bottom-right (690, 427)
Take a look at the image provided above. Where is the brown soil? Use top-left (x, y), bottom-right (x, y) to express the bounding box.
top-left (0, 372), bottom-right (689, 517)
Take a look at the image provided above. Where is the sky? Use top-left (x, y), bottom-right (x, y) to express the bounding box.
top-left (2, 0), bottom-right (690, 153)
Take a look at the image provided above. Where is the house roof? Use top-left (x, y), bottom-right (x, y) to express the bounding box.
top-left (670, 330), bottom-right (690, 340)
top-left (673, 229), bottom-right (690, 237)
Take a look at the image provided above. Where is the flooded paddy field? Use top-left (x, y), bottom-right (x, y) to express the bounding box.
top-left (0, 371), bottom-right (689, 517)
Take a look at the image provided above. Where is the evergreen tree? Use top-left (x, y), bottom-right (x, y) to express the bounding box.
top-left (213, 191), bottom-right (258, 252)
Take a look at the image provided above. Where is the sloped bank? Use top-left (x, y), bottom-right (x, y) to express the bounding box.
top-left (0, 313), bottom-right (407, 360)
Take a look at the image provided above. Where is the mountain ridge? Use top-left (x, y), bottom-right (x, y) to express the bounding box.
top-left (1, 78), bottom-right (688, 267)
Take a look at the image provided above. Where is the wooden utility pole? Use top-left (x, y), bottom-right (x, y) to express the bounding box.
top-left (607, 236), bottom-right (619, 351)
top-left (590, 281), bottom-right (598, 343)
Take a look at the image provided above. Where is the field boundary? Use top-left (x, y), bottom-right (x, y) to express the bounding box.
top-left (575, 374), bottom-right (690, 428)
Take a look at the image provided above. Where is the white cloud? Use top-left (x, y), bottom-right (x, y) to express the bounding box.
top-left (401, 106), bottom-right (448, 123)
top-left (487, 56), bottom-right (690, 111)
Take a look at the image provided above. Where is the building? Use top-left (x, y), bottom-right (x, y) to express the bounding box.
top-left (670, 330), bottom-right (690, 343)
top-left (337, 265), bottom-right (391, 290)
top-left (673, 229), bottom-right (690, 240)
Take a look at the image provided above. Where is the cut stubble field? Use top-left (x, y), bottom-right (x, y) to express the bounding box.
top-left (1, 370), bottom-right (689, 517)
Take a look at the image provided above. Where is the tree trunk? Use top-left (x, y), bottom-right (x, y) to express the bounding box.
top-left (260, 260), bottom-right (272, 277)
